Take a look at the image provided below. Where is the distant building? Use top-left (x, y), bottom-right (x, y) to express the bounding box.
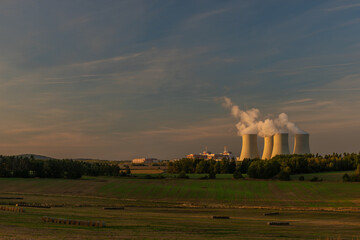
top-left (186, 146), bottom-right (232, 161)
top-left (132, 158), bottom-right (159, 164)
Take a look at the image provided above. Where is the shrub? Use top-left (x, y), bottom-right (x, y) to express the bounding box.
top-left (208, 171), bottom-right (216, 179)
top-left (277, 167), bottom-right (291, 181)
top-left (310, 176), bottom-right (322, 182)
top-left (233, 170), bottom-right (243, 179)
top-left (342, 173), bottom-right (350, 182)
top-left (298, 176), bottom-right (305, 181)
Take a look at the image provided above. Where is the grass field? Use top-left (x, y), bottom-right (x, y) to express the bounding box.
top-left (130, 169), bottom-right (164, 174)
top-left (1, 176), bottom-right (360, 239)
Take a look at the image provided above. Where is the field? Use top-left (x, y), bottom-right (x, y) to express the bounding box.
top-left (1, 174), bottom-right (360, 239)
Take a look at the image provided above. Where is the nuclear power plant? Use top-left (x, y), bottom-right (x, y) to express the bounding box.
top-left (239, 134), bottom-right (260, 160)
top-left (239, 132), bottom-right (310, 160)
top-left (262, 136), bottom-right (273, 160)
top-left (293, 133), bottom-right (310, 154)
top-left (271, 133), bottom-right (290, 158)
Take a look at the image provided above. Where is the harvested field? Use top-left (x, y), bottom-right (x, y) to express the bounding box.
top-left (0, 176), bottom-right (360, 239)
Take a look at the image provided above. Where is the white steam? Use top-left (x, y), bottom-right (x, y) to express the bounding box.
top-left (221, 97), bottom-right (306, 136)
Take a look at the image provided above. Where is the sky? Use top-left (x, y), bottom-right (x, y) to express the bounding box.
top-left (0, 0), bottom-right (360, 160)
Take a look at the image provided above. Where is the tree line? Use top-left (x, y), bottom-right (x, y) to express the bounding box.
top-left (168, 158), bottom-right (237, 174)
top-left (168, 153), bottom-right (360, 179)
top-left (0, 156), bottom-right (130, 179)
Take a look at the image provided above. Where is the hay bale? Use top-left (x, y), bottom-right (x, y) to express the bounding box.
top-left (42, 217), bottom-right (105, 227)
top-left (212, 216), bottom-right (230, 219)
top-left (267, 221), bottom-right (290, 226)
top-left (264, 212), bottom-right (279, 216)
top-left (103, 207), bottom-right (125, 210)
top-left (80, 221), bottom-right (90, 226)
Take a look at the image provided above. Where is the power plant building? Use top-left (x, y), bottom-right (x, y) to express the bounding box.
top-left (271, 133), bottom-right (290, 158)
top-left (238, 132), bottom-right (310, 160)
top-left (262, 136), bottom-right (273, 160)
top-left (239, 134), bottom-right (260, 160)
top-left (293, 133), bottom-right (310, 154)
top-left (186, 146), bottom-right (233, 160)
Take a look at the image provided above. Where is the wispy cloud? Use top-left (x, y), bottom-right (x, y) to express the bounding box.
top-left (283, 98), bottom-right (313, 104)
top-left (299, 88), bottom-right (360, 92)
top-left (323, 3), bottom-right (360, 12)
top-left (69, 52), bottom-right (144, 68)
top-left (280, 101), bottom-right (333, 112)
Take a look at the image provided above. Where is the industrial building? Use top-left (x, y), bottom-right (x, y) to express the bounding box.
top-left (239, 134), bottom-right (259, 161)
top-left (186, 146), bottom-right (233, 160)
top-left (132, 158), bottom-right (159, 164)
top-left (239, 132), bottom-right (310, 160)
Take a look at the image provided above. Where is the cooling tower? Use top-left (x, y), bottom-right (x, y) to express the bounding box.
top-left (239, 134), bottom-right (260, 160)
top-left (262, 136), bottom-right (273, 160)
top-left (293, 133), bottom-right (310, 154)
top-left (271, 133), bottom-right (290, 158)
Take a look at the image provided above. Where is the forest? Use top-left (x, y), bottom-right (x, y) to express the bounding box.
top-left (0, 155), bottom-right (129, 179)
top-left (168, 153), bottom-right (360, 179)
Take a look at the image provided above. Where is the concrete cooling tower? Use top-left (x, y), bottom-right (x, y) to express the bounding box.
top-left (271, 133), bottom-right (290, 158)
top-left (239, 134), bottom-right (259, 160)
top-left (262, 136), bottom-right (273, 160)
top-left (293, 133), bottom-right (310, 154)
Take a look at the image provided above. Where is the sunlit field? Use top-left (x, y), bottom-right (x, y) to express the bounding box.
top-left (1, 175), bottom-right (360, 239)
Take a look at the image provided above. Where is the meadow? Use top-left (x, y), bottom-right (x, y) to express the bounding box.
top-left (1, 173), bottom-right (360, 239)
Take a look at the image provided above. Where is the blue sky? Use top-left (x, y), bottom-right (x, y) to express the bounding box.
top-left (0, 0), bottom-right (360, 159)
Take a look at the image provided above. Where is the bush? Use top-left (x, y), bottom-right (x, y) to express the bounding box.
top-left (298, 176), bottom-right (305, 181)
top-left (208, 171), bottom-right (216, 179)
top-left (277, 167), bottom-right (291, 181)
top-left (310, 176), bottom-right (322, 182)
top-left (342, 173), bottom-right (350, 182)
top-left (233, 170), bottom-right (243, 179)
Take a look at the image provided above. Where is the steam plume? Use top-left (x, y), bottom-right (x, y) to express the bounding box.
top-left (221, 97), bottom-right (306, 136)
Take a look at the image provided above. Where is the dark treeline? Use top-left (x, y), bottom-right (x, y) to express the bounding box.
top-left (168, 153), bottom-right (360, 179)
top-left (168, 158), bottom-right (236, 174)
top-left (0, 156), bottom-right (129, 179)
top-left (246, 153), bottom-right (360, 179)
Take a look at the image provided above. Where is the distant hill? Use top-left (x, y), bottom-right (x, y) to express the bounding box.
top-left (17, 154), bottom-right (55, 160)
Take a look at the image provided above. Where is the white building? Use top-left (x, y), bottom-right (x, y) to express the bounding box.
top-left (132, 158), bottom-right (159, 164)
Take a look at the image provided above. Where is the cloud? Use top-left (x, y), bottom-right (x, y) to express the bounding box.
top-left (280, 101), bottom-right (333, 112)
top-left (299, 74), bottom-right (360, 92)
top-left (69, 52), bottom-right (144, 68)
top-left (283, 98), bottom-right (313, 104)
top-left (323, 3), bottom-right (360, 12)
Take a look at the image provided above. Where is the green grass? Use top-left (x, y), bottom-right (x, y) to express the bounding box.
top-left (131, 173), bottom-right (235, 179)
top-left (1, 176), bottom-right (360, 209)
top-left (1, 176), bottom-right (360, 239)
